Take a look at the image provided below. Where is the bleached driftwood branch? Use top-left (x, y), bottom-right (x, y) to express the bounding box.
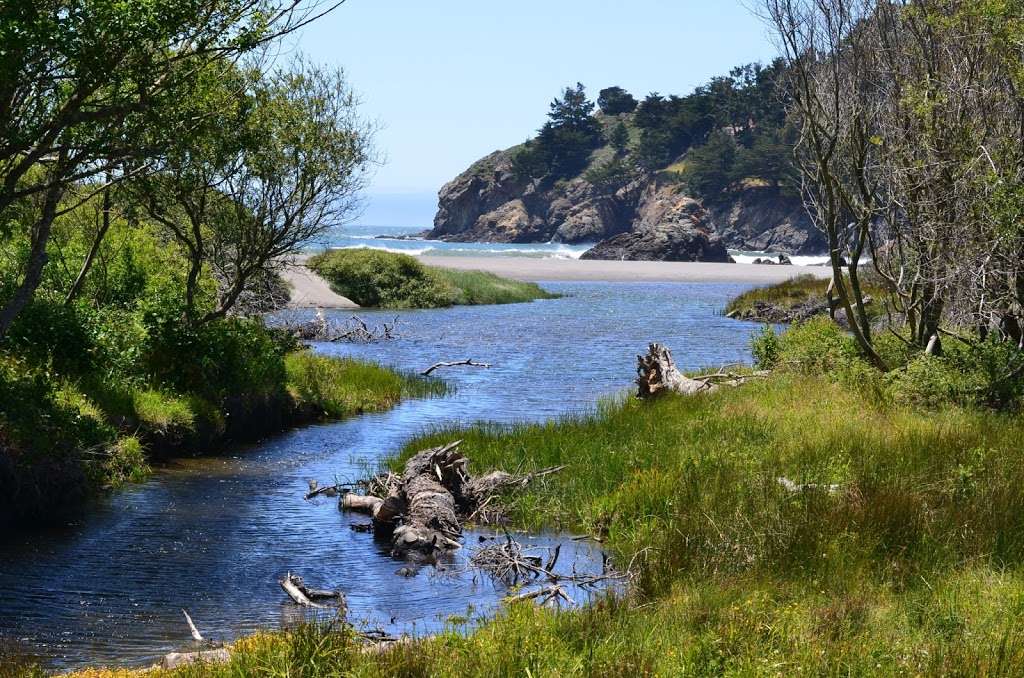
top-left (421, 359), bottom-right (492, 376)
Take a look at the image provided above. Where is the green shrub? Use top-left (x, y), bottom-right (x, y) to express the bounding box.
top-left (138, 290), bottom-right (288, 402)
top-left (309, 249), bottom-right (557, 309)
top-left (776, 316), bottom-right (862, 374)
top-left (104, 436), bottom-right (150, 487)
top-left (309, 249), bottom-right (457, 308)
top-left (750, 325), bottom-right (781, 369)
top-left (4, 299), bottom-right (97, 375)
top-left (886, 338), bottom-right (1024, 410)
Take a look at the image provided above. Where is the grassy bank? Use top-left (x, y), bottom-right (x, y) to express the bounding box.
top-left (726, 273), bottom-right (887, 323)
top-left (62, 321), bottom-right (1024, 676)
top-left (0, 311), bottom-right (444, 528)
top-left (308, 249), bottom-right (559, 308)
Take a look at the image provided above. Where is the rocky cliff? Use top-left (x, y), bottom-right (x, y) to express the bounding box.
top-left (429, 148), bottom-right (826, 261)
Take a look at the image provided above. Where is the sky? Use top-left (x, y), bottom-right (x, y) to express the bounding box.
top-left (291, 0), bottom-right (780, 225)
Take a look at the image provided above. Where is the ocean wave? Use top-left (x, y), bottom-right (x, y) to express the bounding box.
top-left (328, 241), bottom-right (594, 260)
top-left (729, 251), bottom-right (830, 267)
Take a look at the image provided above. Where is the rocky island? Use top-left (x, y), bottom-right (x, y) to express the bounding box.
top-left (429, 73), bottom-right (826, 262)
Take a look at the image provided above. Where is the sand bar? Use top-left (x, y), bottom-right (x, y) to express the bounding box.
top-left (280, 258), bottom-right (359, 309)
top-left (418, 255), bottom-right (830, 284)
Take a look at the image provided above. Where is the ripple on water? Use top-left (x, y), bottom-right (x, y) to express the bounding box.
top-left (0, 281), bottom-right (765, 670)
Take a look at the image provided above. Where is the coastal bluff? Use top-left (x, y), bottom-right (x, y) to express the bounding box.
top-left (428, 146), bottom-right (824, 262)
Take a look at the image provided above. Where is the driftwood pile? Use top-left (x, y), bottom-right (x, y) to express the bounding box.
top-left (341, 441), bottom-right (563, 560)
top-left (637, 343), bottom-right (768, 398)
top-left (285, 311), bottom-right (399, 343)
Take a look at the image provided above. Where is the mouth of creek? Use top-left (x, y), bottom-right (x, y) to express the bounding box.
top-left (0, 281), bottom-right (765, 671)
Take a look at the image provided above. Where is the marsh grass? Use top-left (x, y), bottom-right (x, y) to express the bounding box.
top-left (432, 268), bottom-right (558, 306)
top-left (725, 273), bottom-right (887, 319)
top-left (284, 352), bottom-right (449, 418)
top-left (70, 374), bottom-right (1024, 677)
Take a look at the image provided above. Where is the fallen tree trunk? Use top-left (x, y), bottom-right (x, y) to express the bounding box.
top-left (340, 441), bottom-right (565, 560)
top-left (637, 344), bottom-right (769, 398)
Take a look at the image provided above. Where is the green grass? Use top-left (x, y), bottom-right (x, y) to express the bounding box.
top-left (284, 351), bottom-right (449, 418)
top-left (71, 371), bottom-right (1024, 677)
top-left (308, 249), bottom-right (558, 309)
top-left (726, 274), bottom-right (888, 321)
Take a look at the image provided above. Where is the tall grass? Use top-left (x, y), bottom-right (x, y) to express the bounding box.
top-left (725, 273), bottom-right (887, 319)
top-left (284, 352), bottom-right (448, 418)
top-left (69, 374), bottom-right (1024, 677)
top-left (432, 268), bottom-right (558, 306)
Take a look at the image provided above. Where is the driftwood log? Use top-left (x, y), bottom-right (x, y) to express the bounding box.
top-left (342, 441), bottom-right (564, 559)
top-left (421, 359), bottom-right (491, 376)
top-left (637, 343), bottom-right (769, 398)
top-left (279, 572), bottom-right (345, 609)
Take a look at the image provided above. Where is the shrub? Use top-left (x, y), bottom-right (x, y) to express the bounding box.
top-left (138, 290), bottom-right (288, 402)
top-left (4, 299), bottom-right (97, 375)
top-left (776, 316), bottom-right (862, 374)
top-left (309, 249), bottom-right (457, 308)
top-left (104, 436), bottom-right (150, 487)
top-left (886, 338), bottom-right (1024, 410)
top-left (750, 325), bottom-right (781, 369)
top-left (310, 249), bottom-right (556, 309)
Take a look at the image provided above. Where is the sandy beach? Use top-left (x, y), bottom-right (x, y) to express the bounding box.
top-left (280, 257), bottom-right (359, 309)
top-left (283, 254), bottom-right (828, 309)
top-left (418, 255), bottom-right (830, 284)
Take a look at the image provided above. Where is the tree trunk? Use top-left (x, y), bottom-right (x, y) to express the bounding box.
top-left (0, 180), bottom-right (64, 339)
top-left (65, 180), bottom-right (113, 305)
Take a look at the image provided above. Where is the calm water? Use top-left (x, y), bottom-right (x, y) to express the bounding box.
top-left (0, 281), bottom-right (765, 671)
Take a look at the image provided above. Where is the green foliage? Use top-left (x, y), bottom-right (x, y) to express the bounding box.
top-left (310, 249), bottom-right (457, 308)
top-left (750, 324), bottom-right (781, 369)
top-left (4, 300), bottom-right (97, 375)
top-left (151, 375), bottom-right (1024, 677)
top-left (584, 156), bottom-right (635, 191)
top-left (886, 339), bottom-right (1024, 410)
top-left (597, 86), bottom-right (638, 115)
top-left (680, 129), bottom-right (739, 196)
top-left (137, 289), bottom-right (288, 401)
top-left (309, 249), bottom-right (556, 309)
top-left (284, 352), bottom-right (447, 418)
top-left (512, 83), bottom-right (603, 181)
top-left (104, 436), bottom-right (150, 487)
top-left (435, 268), bottom-right (558, 306)
top-left (607, 120), bottom-right (630, 155)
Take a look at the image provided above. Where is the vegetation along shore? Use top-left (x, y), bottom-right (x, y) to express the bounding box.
top-left (5, 0), bottom-right (1024, 675)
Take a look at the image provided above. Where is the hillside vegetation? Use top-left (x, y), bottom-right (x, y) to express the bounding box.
top-left (309, 249), bottom-right (558, 309)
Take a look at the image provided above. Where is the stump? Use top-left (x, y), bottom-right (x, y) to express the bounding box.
top-left (636, 343), bottom-right (714, 398)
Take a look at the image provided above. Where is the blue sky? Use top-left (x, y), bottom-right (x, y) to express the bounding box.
top-left (293, 0), bottom-right (779, 223)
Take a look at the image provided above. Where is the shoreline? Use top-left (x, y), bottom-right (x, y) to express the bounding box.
top-left (286, 254), bottom-right (827, 310)
top-left (418, 255), bottom-right (830, 284)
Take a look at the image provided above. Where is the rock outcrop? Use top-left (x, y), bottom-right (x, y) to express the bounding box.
top-left (430, 148), bottom-right (825, 261)
top-left (581, 180), bottom-right (731, 262)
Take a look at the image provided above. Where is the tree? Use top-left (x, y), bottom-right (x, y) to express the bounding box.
top-left (0, 0), bottom-right (342, 339)
top-left (761, 0), bottom-right (888, 369)
top-left (597, 86), bottom-right (638, 115)
top-left (134, 60), bottom-right (374, 324)
top-left (608, 121), bottom-right (630, 156)
top-left (513, 83), bottom-right (602, 180)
